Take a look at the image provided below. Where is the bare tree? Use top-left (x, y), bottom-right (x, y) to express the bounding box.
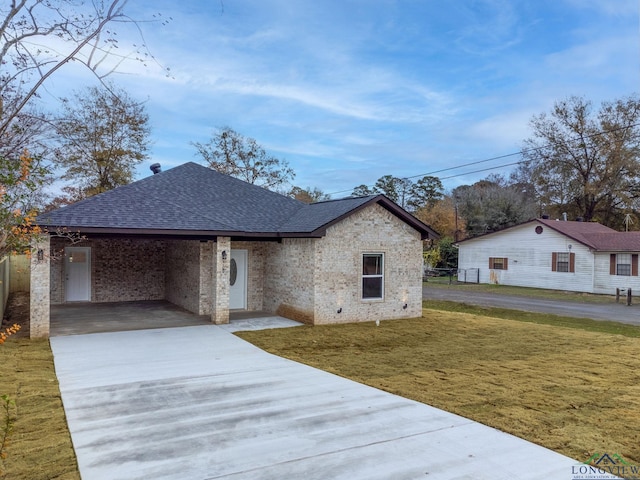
top-left (0, 0), bottom-right (169, 138)
top-left (513, 95), bottom-right (640, 226)
top-left (192, 127), bottom-right (295, 191)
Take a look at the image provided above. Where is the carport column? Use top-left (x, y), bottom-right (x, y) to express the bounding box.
top-left (30, 235), bottom-right (50, 338)
top-left (211, 237), bottom-right (230, 324)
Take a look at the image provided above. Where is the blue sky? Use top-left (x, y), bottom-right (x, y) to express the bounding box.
top-left (44, 0), bottom-right (640, 197)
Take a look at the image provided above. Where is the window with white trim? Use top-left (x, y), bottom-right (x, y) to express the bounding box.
top-left (616, 253), bottom-right (632, 276)
top-left (556, 252), bottom-right (570, 272)
top-left (362, 253), bottom-right (384, 299)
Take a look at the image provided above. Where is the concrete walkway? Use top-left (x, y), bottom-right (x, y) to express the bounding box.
top-left (51, 325), bottom-right (580, 480)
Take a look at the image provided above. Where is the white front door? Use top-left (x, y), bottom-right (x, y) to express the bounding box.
top-left (65, 247), bottom-right (91, 302)
top-left (229, 250), bottom-right (247, 310)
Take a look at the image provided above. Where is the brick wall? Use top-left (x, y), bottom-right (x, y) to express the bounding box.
top-left (264, 238), bottom-right (316, 323)
top-left (50, 237), bottom-right (65, 304)
top-left (165, 240), bottom-right (201, 313)
top-left (50, 237), bottom-right (166, 303)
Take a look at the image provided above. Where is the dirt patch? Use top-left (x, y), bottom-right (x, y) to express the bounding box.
top-left (276, 303), bottom-right (314, 324)
top-left (237, 311), bottom-right (640, 465)
top-left (2, 292), bottom-right (30, 338)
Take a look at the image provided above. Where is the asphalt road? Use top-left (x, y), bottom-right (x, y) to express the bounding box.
top-left (423, 284), bottom-right (640, 326)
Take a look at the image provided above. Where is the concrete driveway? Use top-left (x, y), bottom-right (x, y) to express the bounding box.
top-left (51, 325), bottom-right (579, 480)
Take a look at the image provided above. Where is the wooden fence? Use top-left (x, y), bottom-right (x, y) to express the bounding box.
top-left (9, 254), bottom-right (30, 293)
top-left (0, 257), bottom-right (10, 322)
top-left (0, 255), bottom-right (30, 322)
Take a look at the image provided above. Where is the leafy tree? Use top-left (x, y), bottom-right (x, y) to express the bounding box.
top-left (408, 176), bottom-right (444, 211)
top-left (513, 95), bottom-right (640, 227)
top-left (438, 237), bottom-right (458, 269)
top-left (289, 186), bottom-right (330, 203)
top-left (53, 85), bottom-right (150, 198)
top-left (193, 127), bottom-right (295, 191)
top-left (374, 175), bottom-right (412, 207)
top-left (453, 175), bottom-right (536, 237)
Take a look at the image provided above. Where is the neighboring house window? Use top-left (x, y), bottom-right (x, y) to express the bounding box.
top-left (489, 257), bottom-right (508, 270)
top-left (610, 253), bottom-right (638, 276)
top-left (552, 252), bottom-right (575, 273)
top-left (362, 253), bottom-right (384, 299)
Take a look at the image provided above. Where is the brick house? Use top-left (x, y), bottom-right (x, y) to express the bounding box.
top-left (31, 162), bottom-right (437, 338)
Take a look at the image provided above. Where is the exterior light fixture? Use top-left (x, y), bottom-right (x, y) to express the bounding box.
top-left (221, 250), bottom-right (227, 260)
top-left (403, 303), bottom-right (408, 310)
top-left (37, 249), bottom-right (44, 261)
top-left (337, 307), bottom-right (342, 314)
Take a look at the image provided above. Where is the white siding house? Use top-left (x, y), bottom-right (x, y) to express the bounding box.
top-left (457, 218), bottom-right (640, 295)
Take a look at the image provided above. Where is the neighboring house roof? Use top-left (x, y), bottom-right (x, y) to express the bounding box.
top-left (456, 217), bottom-right (640, 252)
top-left (584, 233), bottom-right (640, 251)
top-left (37, 162), bottom-right (437, 240)
top-left (535, 218), bottom-right (617, 250)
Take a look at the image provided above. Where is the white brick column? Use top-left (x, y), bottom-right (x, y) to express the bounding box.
top-left (30, 236), bottom-right (50, 338)
top-left (211, 237), bottom-right (230, 324)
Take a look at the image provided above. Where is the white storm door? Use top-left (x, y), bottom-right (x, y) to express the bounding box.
top-left (229, 250), bottom-right (247, 310)
top-left (65, 247), bottom-right (91, 302)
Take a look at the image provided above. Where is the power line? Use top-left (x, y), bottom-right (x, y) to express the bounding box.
top-left (438, 160), bottom-right (526, 180)
top-left (327, 121), bottom-right (640, 197)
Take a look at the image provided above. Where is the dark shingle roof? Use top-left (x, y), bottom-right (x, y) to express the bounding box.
top-left (37, 162), bottom-right (436, 239)
top-left (279, 196), bottom-right (377, 233)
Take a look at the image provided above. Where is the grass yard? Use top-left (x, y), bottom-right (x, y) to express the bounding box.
top-left (0, 293), bottom-right (79, 480)
top-left (237, 307), bottom-right (640, 465)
